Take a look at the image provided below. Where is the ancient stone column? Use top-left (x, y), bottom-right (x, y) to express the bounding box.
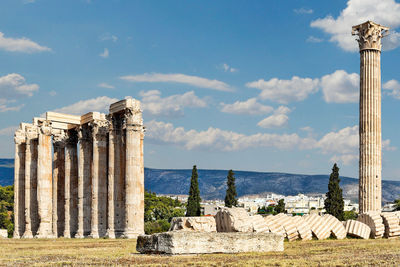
top-left (36, 121), bottom-right (54, 238)
top-left (64, 130), bottom-right (78, 238)
top-left (90, 119), bottom-right (108, 238)
top-left (106, 115), bottom-right (116, 238)
top-left (22, 126), bottom-right (38, 238)
top-left (52, 131), bottom-right (66, 238)
top-left (122, 104), bottom-right (144, 238)
top-left (13, 129), bottom-right (26, 238)
top-left (75, 125), bottom-right (92, 238)
top-left (352, 21), bottom-right (389, 213)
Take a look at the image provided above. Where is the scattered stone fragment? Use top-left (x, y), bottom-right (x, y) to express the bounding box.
top-left (323, 214), bottom-right (347, 239)
top-left (215, 207), bottom-right (252, 232)
top-left (274, 213), bottom-right (299, 242)
top-left (380, 212), bottom-right (400, 239)
top-left (291, 216), bottom-right (312, 241)
top-left (169, 217), bottom-right (216, 232)
top-left (264, 215), bottom-right (285, 236)
top-left (357, 211), bottom-right (384, 238)
top-left (136, 231), bottom-right (284, 254)
top-left (303, 214), bottom-right (330, 240)
top-left (344, 219), bottom-right (371, 239)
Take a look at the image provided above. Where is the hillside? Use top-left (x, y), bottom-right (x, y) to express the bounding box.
top-left (2, 158), bottom-right (400, 202)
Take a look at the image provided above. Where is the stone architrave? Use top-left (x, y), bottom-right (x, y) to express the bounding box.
top-left (75, 125), bottom-right (92, 238)
top-left (22, 125), bottom-right (38, 238)
top-left (13, 129), bottom-right (26, 238)
top-left (36, 121), bottom-right (54, 238)
top-left (64, 130), bottom-right (78, 238)
top-left (90, 119), bottom-right (108, 238)
top-left (121, 101), bottom-right (144, 238)
top-left (352, 21), bottom-right (389, 213)
top-left (52, 130), bottom-right (66, 238)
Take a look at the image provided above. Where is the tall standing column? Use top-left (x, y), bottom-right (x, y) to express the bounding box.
top-left (75, 126), bottom-right (92, 238)
top-left (122, 104), bottom-right (144, 238)
top-left (22, 126), bottom-right (38, 239)
top-left (106, 115), bottom-right (116, 238)
top-left (13, 129), bottom-right (26, 238)
top-left (36, 121), bottom-right (54, 238)
top-left (52, 131), bottom-right (66, 238)
top-left (90, 120), bottom-right (108, 238)
top-left (352, 21), bottom-right (389, 214)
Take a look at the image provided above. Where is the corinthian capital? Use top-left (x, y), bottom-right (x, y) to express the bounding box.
top-left (39, 120), bottom-right (52, 136)
top-left (90, 119), bottom-right (109, 140)
top-left (14, 130), bottom-right (25, 144)
top-left (352, 21), bottom-right (389, 51)
top-left (53, 130), bottom-right (67, 148)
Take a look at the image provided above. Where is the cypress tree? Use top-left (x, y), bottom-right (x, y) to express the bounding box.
top-left (224, 169), bottom-right (238, 208)
top-left (186, 165), bottom-right (201, 216)
top-left (324, 163), bottom-right (344, 220)
top-left (275, 199), bottom-right (285, 214)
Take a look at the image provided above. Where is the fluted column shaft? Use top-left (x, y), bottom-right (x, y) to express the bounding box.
top-left (13, 131), bottom-right (25, 238)
top-left (23, 135), bottom-right (37, 238)
top-left (75, 126), bottom-right (92, 238)
top-left (52, 135), bottom-right (66, 238)
top-left (122, 109), bottom-right (144, 238)
top-left (106, 116), bottom-right (116, 238)
top-left (36, 122), bottom-right (53, 238)
top-left (359, 49), bottom-right (382, 213)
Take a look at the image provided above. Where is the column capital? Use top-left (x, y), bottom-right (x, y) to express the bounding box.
top-left (14, 129), bottom-right (25, 144)
top-left (90, 119), bottom-right (109, 141)
top-left (39, 120), bottom-right (52, 136)
top-left (77, 125), bottom-right (92, 142)
top-left (352, 21), bottom-right (389, 51)
top-left (53, 130), bottom-right (67, 148)
top-left (25, 125), bottom-right (39, 142)
top-left (66, 129), bottom-right (78, 146)
top-left (123, 107), bottom-right (143, 131)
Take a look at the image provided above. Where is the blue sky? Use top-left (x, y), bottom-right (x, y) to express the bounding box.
top-left (1, 0), bottom-right (400, 180)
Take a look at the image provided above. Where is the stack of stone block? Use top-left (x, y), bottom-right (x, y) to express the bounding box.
top-left (380, 212), bottom-right (400, 239)
top-left (291, 215), bottom-right (312, 241)
top-left (323, 214), bottom-right (347, 239)
top-left (357, 211), bottom-right (385, 238)
top-left (343, 220), bottom-right (371, 239)
top-left (303, 214), bottom-right (331, 240)
top-left (274, 213), bottom-right (299, 242)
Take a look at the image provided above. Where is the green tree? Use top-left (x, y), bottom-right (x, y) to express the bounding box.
top-left (275, 199), bottom-right (285, 214)
top-left (186, 165), bottom-right (201, 216)
top-left (324, 163), bottom-right (345, 221)
top-left (224, 169), bottom-right (238, 208)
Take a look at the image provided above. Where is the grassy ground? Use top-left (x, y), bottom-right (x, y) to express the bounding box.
top-left (1, 237), bottom-right (400, 266)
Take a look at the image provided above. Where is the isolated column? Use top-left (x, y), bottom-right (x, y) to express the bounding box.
top-left (122, 105), bottom-right (144, 238)
top-left (13, 129), bottom-right (26, 238)
top-left (106, 115), bottom-right (116, 238)
top-left (36, 121), bottom-right (53, 238)
top-left (352, 21), bottom-right (389, 213)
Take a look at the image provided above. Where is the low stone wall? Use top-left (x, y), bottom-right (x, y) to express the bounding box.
top-left (136, 231), bottom-right (284, 254)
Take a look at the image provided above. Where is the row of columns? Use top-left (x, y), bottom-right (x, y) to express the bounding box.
top-left (14, 103), bottom-right (145, 238)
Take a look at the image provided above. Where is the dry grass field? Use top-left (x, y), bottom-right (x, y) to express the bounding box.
top-left (1, 237), bottom-right (400, 266)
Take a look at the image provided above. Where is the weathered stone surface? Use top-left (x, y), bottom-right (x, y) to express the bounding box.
top-left (357, 211), bottom-right (384, 238)
top-left (264, 215), bottom-right (285, 236)
top-left (303, 214), bottom-right (330, 240)
top-left (0, 229), bottom-right (7, 238)
top-left (381, 212), bottom-right (400, 238)
top-left (249, 215), bottom-right (269, 233)
top-left (291, 216), bottom-right (312, 241)
top-left (274, 213), bottom-right (299, 242)
top-left (169, 217), bottom-right (216, 232)
top-left (136, 231), bottom-right (284, 254)
top-left (215, 207), bottom-right (252, 232)
top-left (344, 219), bottom-right (371, 239)
top-left (323, 214), bottom-right (347, 239)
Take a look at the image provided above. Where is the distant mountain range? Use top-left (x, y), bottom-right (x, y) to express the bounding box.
top-left (2, 158), bottom-right (400, 203)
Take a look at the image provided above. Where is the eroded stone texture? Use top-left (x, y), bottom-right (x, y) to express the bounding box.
top-left (291, 216), bottom-right (312, 241)
top-left (344, 219), bottom-right (371, 239)
top-left (303, 214), bottom-right (331, 240)
top-left (264, 215), bottom-right (285, 236)
top-left (136, 232), bottom-right (284, 254)
top-left (13, 129), bottom-right (25, 238)
top-left (249, 215), bottom-right (269, 233)
top-left (169, 217), bottom-right (217, 232)
top-left (380, 212), bottom-right (400, 239)
top-left (274, 213), bottom-right (299, 242)
top-left (323, 214), bottom-right (347, 240)
top-left (357, 211), bottom-right (384, 238)
top-left (215, 207), bottom-right (252, 232)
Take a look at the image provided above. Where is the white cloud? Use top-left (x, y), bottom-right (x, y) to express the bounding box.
top-left (99, 33), bottom-right (118, 42)
top-left (0, 99), bottom-right (24, 112)
top-left (321, 70), bottom-right (359, 103)
top-left (311, 0), bottom-right (400, 52)
top-left (221, 63), bottom-right (238, 73)
top-left (383, 79), bottom-right (400, 98)
top-left (294, 8), bottom-right (313, 14)
top-left (257, 106), bottom-right (291, 129)
top-left (0, 73), bottom-right (39, 98)
top-left (120, 73), bottom-right (233, 92)
top-left (246, 76), bottom-right (319, 104)
top-left (306, 36), bottom-right (324, 43)
top-left (330, 154), bottom-right (358, 165)
top-left (52, 96), bottom-right (118, 115)
top-left (220, 98), bottom-right (273, 115)
top-left (49, 90), bottom-right (57, 96)
top-left (146, 120), bottom-right (316, 151)
top-left (0, 126), bottom-right (18, 136)
top-left (0, 32), bottom-right (51, 53)
top-left (98, 82), bottom-right (115, 89)
top-left (100, 48), bottom-right (109, 58)
top-left (140, 90), bottom-right (207, 117)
